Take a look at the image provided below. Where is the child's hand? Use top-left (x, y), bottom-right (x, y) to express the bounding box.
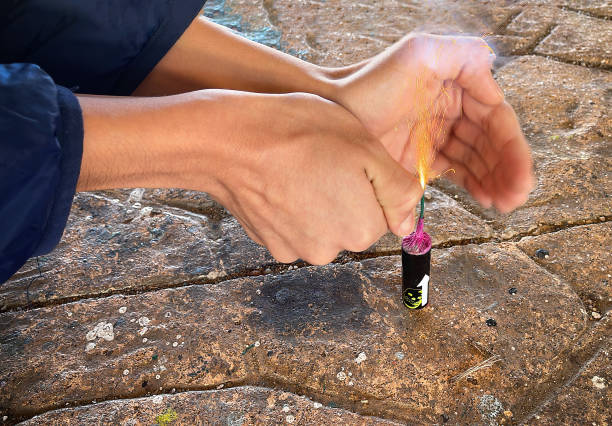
top-left (204, 91), bottom-right (424, 264)
top-left (332, 33), bottom-right (535, 212)
top-left (79, 90), bottom-right (424, 265)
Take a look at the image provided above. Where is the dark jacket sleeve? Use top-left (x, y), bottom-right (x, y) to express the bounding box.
top-left (0, 63), bottom-right (83, 283)
top-left (0, 0), bottom-right (206, 95)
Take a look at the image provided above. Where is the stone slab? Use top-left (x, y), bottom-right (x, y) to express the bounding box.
top-left (435, 156), bottom-right (612, 239)
top-left (0, 244), bottom-right (587, 424)
top-left (19, 387), bottom-right (398, 425)
top-left (529, 318), bottom-right (611, 425)
top-left (526, 1), bottom-right (612, 18)
top-left (517, 222), bottom-right (612, 315)
top-left (232, 0), bottom-right (517, 66)
top-left (1, 192), bottom-right (273, 311)
top-left (3, 185), bottom-right (495, 311)
top-left (503, 6), bottom-right (611, 68)
top-left (494, 56), bottom-right (611, 162)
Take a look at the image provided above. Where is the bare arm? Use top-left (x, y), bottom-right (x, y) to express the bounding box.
top-left (133, 23), bottom-right (533, 213)
top-left (132, 17), bottom-right (357, 97)
top-left (76, 90), bottom-right (422, 264)
top-left (77, 92), bottom-right (221, 193)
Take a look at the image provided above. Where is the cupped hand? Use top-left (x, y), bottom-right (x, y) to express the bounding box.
top-left (206, 91), bottom-right (423, 264)
top-left (333, 33), bottom-right (535, 212)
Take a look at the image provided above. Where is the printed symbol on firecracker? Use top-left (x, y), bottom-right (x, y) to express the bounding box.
top-left (402, 275), bottom-right (430, 309)
top-left (418, 275), bottom-right (429, 306)
top-left (402, 288), bottom-right (422, 309)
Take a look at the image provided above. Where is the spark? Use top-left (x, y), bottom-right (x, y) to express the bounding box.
top-left (411, 65), bottom-right (450, 191)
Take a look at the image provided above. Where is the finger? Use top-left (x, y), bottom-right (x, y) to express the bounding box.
top-left (365, 141), bottom-right (423, 237)
top-left (245, 209), bottom-right (301, 264)
top-left (434, 80), bottom-right (462, 121)
top-left (340, 201), bottom-right (388, 253)
top-left (299, 246), bottom-right (341, 266)
top-left (452, 116), bottom-right (500, 172)
top-left (223, 196), bottom-right (266, 246)
top-left (435, 151), bottom-right (493, 208)
top-left (236, 218), bottom-right (264, 246)
top-left (440, 135), bottom-right (490, 181)
top-left (491, 165), bottom-right (532, 213)
top-left (229, 194), bottom-right (299, 264)
top-left (264, 232), bottom-right (299, 264)
top-left (463, 95), bottom-right (535, 197)
top-left (409, 34), bottom-right (503, 106)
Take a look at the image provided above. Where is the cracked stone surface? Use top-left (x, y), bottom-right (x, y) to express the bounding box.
top-left (517, 222), bottom-right (612, 314)
top-left (1, 186), bottom-right (493, 311)
top-left (436, 156), bottom-right (611, 239)
top-left (0, 193), bottom-right (274, 311)
top-left (528, 317), bottom-right (611, 425)
top-left (20, 387), bottom-right (399, 425)
top-left (495, 56), bottom-right (611, 162)
top-left (1, 0), bottom-right (611, 424)
top-left (503, 5), bottom-right (612, 68)
top-left (246, 0), bottom-right (516, 66)
top-left (0, 245), bottom-right (588, 423)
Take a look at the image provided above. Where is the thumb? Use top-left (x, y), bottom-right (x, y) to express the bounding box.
top-left (365, 143), bottom-right (424, 237)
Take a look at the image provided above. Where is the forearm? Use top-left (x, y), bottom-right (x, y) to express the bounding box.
top-left (76, 92), bottom-right (223, 194)
top-left (133, 17), bottom-right (356, 98)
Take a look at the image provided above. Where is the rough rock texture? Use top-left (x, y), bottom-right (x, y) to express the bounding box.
top-left (1, 0), bottom-right (611, 424)
top-left (517, 222), bottom-right (612, 314)
top-left (500, 5), bottom-right (612, 68)
top-left (20, 387), bottom-right (399, 425)
top-left (528, 317), bottom-right (612, 425)
top-left (0, 245), bottom-right (588, 424)
top-left (0, 192), bottom-right (273, 311)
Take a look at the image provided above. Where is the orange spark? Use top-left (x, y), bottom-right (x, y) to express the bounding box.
top-left (412, 69), bottom-right (450, 190)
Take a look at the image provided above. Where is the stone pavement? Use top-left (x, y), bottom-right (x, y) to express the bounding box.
top-left (1, 0), bottom-right (610, 424)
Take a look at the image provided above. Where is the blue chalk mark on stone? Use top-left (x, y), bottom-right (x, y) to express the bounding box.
top-left (203, 0), bottom-right (308, 59)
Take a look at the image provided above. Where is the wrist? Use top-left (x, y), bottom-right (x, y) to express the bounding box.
top-left (314, 62), bottom-right (371, 122)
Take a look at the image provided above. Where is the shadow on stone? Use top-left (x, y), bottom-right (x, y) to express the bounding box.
top-left (248, 266), bottom-right (373, 336)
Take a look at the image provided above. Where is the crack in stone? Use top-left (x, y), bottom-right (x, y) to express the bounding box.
top-left (557, 5), bottom-right (611, 21)
top-left (3, 216), bottom-right (609, 314)
top-left (11, 382), bottom-right (402, 425)
top-left (248, 374), bottom-right (407, 424)
top-left (531, 52), bottom-right (612, 72)
top-left (520, 23), bottom-right (557, 56)
top-left (526, 344), bottom-right (607, 422)
top-left (493, 8), bottom-right (524, 34)
top-left (492, 7), bottom-right (611, 71)
top-left (514, 316), bottom-right (611, 423)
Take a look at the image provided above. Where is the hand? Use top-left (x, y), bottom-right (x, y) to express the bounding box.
top-left (332, 33), bottom-right (535, 212)
top-left (78, 90), bottom-right (422, 264)
top-left (204, 92), bottom-right (423, 264)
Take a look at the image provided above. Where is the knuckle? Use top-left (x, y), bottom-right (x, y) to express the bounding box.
top-left (269, 248), bottom-right (297, 264)
top-left (348, 229), bottom-right (376, 253)
top-left (305, 250), bottom-right (339, 266)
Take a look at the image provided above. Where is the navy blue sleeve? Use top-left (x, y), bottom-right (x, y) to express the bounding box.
top-left (0, 0), bottom-right (205, 95)
top-left (0, 63), bottom-right (83, 284)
